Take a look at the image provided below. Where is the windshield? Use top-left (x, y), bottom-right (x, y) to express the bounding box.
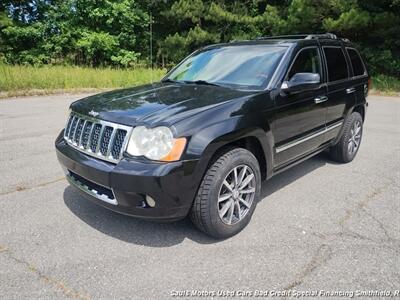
top-left (166, 44), bottom-right (287, 90)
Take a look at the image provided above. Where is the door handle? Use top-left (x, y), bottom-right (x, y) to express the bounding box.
top-left (346, 87), bottom-right (356, 94)
top-left (314, 96), bottom-right (328, 104)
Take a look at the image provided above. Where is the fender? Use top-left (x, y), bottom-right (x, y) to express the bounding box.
top-left (185, 116), bottom-right (274, 188)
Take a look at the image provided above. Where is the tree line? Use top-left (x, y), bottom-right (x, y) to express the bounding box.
top-left (0, 0), bottom-right (399, 77)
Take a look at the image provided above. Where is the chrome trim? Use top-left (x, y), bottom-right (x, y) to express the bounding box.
top-left (66, 174), bottom-right (118, 205)
top-left (314, 95), bottom-right (328, 104)
top-left (72, 117), bottom-right (80, 142)
top-left (64, 112), bottom-right (133, 164)
top-left (66, 115), bottom-right (76, 139)
top-left (78, 120), bottom-right (87, 146)
top-left (86, 121), bottom-right (96, 149)
top-left (95, 125), bottom-right (106, 153)
top-left (346, 87), bottom-right (356, 94)
top-left (64, 114), bottom-right (73, 139)
top-left (276, 121), bottom-right (343, 153)
top-left (326, 121), bottom-right (343, 131)
top-left (106, 128), bottom-right (118, 157)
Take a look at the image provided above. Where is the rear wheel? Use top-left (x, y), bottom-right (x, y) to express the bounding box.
top-left (330, 112), bottom-right (363, 163)
top-left (190, 148), bottom-right (261, 239)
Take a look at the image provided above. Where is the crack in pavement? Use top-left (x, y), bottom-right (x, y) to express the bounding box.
top-left (283, 244), bottom-right (333, 291)
top-left (290, 225), bottom-right (376, 243)
top-left (337, 179), bottom-right (394, 228)
top-left (0, 245), bottom-right (91, 300)
top-left (0, 177), bottom-right (66, 196)
top-left (361, 208), bottom-right (395, 241)
top-left (292, 227), bottom-right (400, 256)
top-left (282, 179), bottom-right (398, 292)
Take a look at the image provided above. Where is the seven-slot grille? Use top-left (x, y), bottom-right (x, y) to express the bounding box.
top-left (64, 112), bottom-right (132, 163)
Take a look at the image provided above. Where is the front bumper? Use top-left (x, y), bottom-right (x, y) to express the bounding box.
top-left (55, 132), bottom-right (200, 221)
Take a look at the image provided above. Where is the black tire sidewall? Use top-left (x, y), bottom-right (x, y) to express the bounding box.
top-left (205, 149), bottom-right (261, 238)
top-left (341, 112), bottom-right (363, 162)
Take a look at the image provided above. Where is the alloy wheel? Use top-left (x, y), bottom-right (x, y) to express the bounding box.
top-left (348, 120), bottom-right (362, 156)
top-left (217, 164), bottom-right (256, 225)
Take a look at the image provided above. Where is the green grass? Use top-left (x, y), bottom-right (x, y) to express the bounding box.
top-left (371, 74), bottom-right (400, 95)
top-left (0, 64), bottom-right (166, 97)
top-left (0, 64), bottom-right (399, 98)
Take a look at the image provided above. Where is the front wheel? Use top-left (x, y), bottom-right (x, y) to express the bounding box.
top-left (190, 148), bottom-right (261, 239)
top-left (329, 112), bottom-right (363, 163)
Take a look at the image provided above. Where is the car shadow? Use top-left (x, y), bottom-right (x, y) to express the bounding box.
top-left (63, 151), bottom-right (335, 247)
top-left (260, 151), bottom-right (333, 199)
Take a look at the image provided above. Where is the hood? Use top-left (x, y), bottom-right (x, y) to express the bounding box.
top-left (70, 82), bottom-right (254, 126)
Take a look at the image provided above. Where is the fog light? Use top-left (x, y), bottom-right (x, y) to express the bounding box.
top-left (146, 195), bottom-right (156, 208)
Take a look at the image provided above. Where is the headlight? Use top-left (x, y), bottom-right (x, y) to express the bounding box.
top-left (126, 126), bottom-right (186, 161)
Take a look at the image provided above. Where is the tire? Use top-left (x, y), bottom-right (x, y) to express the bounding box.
top-left (329, 112), bottom-right (363, 163)
top-left (190, 148), bottom-right (261, 239)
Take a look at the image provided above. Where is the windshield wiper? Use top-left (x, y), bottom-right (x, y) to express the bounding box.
top-left (161, 78), bottom-right (181, 83)
top-left (183, 80), bottom-right (222, 87)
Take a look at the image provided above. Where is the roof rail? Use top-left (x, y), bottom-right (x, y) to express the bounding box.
top-left (255, 34), bottom-right (310, 40)
top-left (305, 33), bottom-right (337, 39)
top-left (256, 33), bottom-right (346, 41)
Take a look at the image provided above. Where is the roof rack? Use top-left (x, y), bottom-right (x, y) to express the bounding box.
top-left (255, 34), bottom-right (310, 40)
top-left (306, 33), bottom-right (337, 40)
top-left (256, 33), bottom-right (343, 41)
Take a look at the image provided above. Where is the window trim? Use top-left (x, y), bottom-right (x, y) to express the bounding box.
top-left (322, 46), bottom-right (350, 84)
top-left (284, 46), bottom-right (323, 82)
top-left (345, 47), bottom-right (368, 79)
top-left (266, 46), bottom-right (292, 90)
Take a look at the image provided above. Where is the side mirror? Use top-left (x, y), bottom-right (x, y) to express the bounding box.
top-left (281, 73), bottom-right (320, 94)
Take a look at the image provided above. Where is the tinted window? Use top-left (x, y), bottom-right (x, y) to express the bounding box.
top-left (288, 48), bottom-right (321, 79)
top-left (167, 45), bottom-right (287, 90)
top-left (347, 48), bottom-right (365, 76)
top-left (323, 47), bottom-right (349, 82)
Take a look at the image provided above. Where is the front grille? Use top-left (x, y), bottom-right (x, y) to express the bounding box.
top-left (100, 126), bottom-right (113, 155)
top-left (81, 121), bottom-right (93, 149)
top-left (68, 117), bottom-right (78, 140)
top-left (90, 124), bottom-right (102, 153)
top-left (73, 119), bottom-right (85, 143)
top-left (111, 129), bottom-right (127, 159)
top-left (64, 112), bottom-right (132, 163)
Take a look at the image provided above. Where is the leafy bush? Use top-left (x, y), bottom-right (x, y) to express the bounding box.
top-left (0, 0), bottom-right (399, 78)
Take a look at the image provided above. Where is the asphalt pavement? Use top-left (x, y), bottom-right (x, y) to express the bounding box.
top-left (0, 94), bottom-right (399, 299)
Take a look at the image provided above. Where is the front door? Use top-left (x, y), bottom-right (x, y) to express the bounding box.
top-left (273, 46), bottom-right (327, 167)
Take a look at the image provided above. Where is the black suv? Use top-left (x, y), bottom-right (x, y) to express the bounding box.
top-left (56, 33), bottom-right (369, 238)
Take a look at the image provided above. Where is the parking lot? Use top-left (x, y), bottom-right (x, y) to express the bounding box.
top-left (0, 94), bottom-right (399, 299)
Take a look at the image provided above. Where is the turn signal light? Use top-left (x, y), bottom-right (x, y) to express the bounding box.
top-left (160, 138), bottom-right (187, 162)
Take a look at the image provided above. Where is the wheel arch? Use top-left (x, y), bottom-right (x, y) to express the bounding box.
top-left (187, 120), bottom-right (274, 184)
top-left (352, 104), bottom-right (365, 122)
top-left (212, 136), bottom-right (268, 181)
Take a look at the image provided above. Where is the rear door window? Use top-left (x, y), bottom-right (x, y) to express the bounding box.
top-left (323, 47), bottom-right (349, 82)
top-left (347, 48), bottom-right (366, 77)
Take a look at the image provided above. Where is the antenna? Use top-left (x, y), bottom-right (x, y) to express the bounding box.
top-left (150, 10), bottom-right (153, 84)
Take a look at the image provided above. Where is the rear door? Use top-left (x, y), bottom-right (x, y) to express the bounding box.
top-left (321, 43), bottom-right (356, 140)
top-left (345, 47), bottom-right (369, 105)
top-left (273, 46), bottom-right (327, 167)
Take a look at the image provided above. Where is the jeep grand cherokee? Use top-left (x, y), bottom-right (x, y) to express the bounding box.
top-left (56, 33), bottom-right (369, 238)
